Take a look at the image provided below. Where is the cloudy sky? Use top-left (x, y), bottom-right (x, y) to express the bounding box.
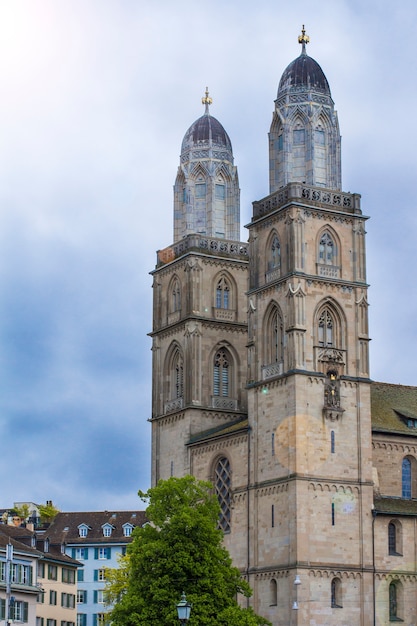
top-left (0, 0), bottom-right (416, 512)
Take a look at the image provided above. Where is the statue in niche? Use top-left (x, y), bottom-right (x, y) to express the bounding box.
top-left (323, 369), bottom-right (344, 421)
top-left (325, 370), bottom-right (340, 407)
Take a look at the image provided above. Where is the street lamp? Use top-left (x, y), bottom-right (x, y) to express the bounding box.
top-left (176, 591), bottom-right (192, 624)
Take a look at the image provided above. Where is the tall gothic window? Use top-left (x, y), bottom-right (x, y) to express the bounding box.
top-left (171, 278), bottom-right (181, 313)
top-left (319, 232), bottom-right (335, 265)
top-left (265, 306), bottom-right (283, 365)
top-left (402, 457), bottom-right (411, 498)
top-left (318, 309), bottom-right (334, 347)
top-left (216, 276), bottom-right (230, 309)
top-left (213, 349), bottom-right (229, 397)
top-left (214, 457), bottom-right (231, 533)
top-left (170, 348), bottom-right (183, 400)
top-left (268, 235), bottom-right (281, 271)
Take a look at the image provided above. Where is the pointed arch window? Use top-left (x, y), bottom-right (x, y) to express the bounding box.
top-left (269, 235), bottom-right (281, 271)
top-left (168, 348), bottom-right (184, 401)
top-left (216, 277), bottom-right (230, 309)
top-left (319, 232), bottom-right (335, 265)
top-left (172, 278), bottom-right (181, 313)
top-left (213, 349), bottom-right (229, 397)
top-left (262, 306), bottom-right (284, 380)
top-left (318, 309), bottom-right (334, 347)
top-left (214, 457), bottom-right (231, 533)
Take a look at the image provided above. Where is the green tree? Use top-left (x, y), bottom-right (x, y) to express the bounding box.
top-left (38, 501), bottom-right (60, 523)
top-left (107, 476), bottom-right (271, 626)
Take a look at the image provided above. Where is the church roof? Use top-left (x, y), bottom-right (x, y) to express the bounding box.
top-left (187, 416), bottom-right (248, 446)
top-left (181, 112), bottom-right (232, 153)
top-left (278, 51), bottom-right (331, 97)
top-left (374, 496), bottom-right (417, 516)
top-left (371, 381), bottom-right (417, 436)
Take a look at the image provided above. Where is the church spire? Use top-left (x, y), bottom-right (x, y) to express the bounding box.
top-left (201, 87), bottom-right (213, 115)
top-left (298, 24), bottom-right (310, 55)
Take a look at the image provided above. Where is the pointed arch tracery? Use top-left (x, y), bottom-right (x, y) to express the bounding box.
top-left (316, 226), bottom-right (341, 278)
top-left (168, 274), bottom-right (181, 315)
top-left (314, 299), bottom-right (346, 373)
top-left (164, 342), bottom-right (184, 413)
top-left (213, 455), bottom-right (231, 533)
top-left (213, 271), bottom-right (236, 319)
top-left (211, 343), bottom-right (237, 410)
top-left (266, 231), bottom-right (281, 281)
top-left (262, 302), bottom-right (284, 379)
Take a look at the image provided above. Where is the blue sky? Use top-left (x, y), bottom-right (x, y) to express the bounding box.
top-left (0, 0), bottom-right (416, 511)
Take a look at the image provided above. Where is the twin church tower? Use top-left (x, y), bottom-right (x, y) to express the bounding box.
top-left (150, 29), bottom-right (374, 624)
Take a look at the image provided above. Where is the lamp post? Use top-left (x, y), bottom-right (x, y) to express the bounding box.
top-left (176, 592), bottom-right (192, 625)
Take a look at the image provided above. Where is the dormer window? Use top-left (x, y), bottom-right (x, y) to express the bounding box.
top-left (78, 524), bottom-right (89, 538)
top-left (44, 538), bottom-right (50, 553)
top-left (123, 524), bottom-right (134, 537)
top-left (102, 524), bottom-right (114, 537)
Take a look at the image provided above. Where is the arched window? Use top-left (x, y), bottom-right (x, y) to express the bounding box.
top-left (167, 347), bottom-right (183, 402)
top-left (319, 232), bottom-right (335, 265)
top-left (268, 235), bottom-right (281, 271)
top-left (388, 522), bottom-right (397, 554)
top-left (270, 579), bottom-right (278, 606)
top-left (318, 308), bottom-right (334, 347)
top-left (388, 521), bottom-right (402, 556)
top-left (266, 306), bottom-right (283, 364)
top-left (171, 278), bottom-right (181, 313)
top-left (214, 457), bottom-right (231, 533)
top-left (331, 577), bottom-right (342, 608)
top-left (213, 349), bottom-right (229, 397)
top-left (389, 581), bottom-right (402, 621)
top-left (216, 276), bottom-right (230, 309)
top-left (402, 457), bottom-right (411, 498)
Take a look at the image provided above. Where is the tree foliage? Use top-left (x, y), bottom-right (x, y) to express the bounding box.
top-left (107, 476), bottom-right (270, 626)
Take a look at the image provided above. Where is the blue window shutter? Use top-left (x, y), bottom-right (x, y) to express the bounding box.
top-left (84, 548), bottom-right (89, 560)
top-left (94, 570), bottom-right (98, 581)
top-left (94, 548), bottom-right (99, 559)
top-left (0, 599), bottom-right (5, 620)
top-left (92, 615), bottom-right (97, 626)
top-left (107, 548), bottom-right (111, 559)
top-left (84, 591), bottom-right (88, 603)
top-left (77, 569), bottom-right (84, 582)
top-left (71, 548), bottom-right (75, 559)
top-left (94, 590), bottom-right (98, 604)
top-left (23, 602), bottom-right (28, 622)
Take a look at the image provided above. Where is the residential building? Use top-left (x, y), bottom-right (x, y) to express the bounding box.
top-left (44, 511), bottom-right (146, 626)
top-left (149, 28), bottom-right (417, 625)
top-left (0, 525), bottom-right (42, 626)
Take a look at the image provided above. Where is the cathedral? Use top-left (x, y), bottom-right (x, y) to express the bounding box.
top-left (149, 29), bottom-right (417, 626)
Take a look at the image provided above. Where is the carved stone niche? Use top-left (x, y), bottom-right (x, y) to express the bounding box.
top-left (316, 347), bottom-right (345, 377)
top-left (323, 368), bottom-right (345, 422)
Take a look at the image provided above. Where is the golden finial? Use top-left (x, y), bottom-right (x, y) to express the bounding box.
top-left (202, 87), bottom-right (213, 113)
top-left (298, 25), bottom-right (310, 53)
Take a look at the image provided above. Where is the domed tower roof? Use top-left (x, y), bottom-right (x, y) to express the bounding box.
top-left (181, 90), bottom-right (233, 155)
top-left (173, 89), bottom-right (240, 243)
top-left (277, 26), bottom-right (331, 99)
top-left (269, 27), bottom-right (341, 192)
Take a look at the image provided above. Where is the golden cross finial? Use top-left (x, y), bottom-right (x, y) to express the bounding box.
top-left (202, 87), bottom-right (213, 113)
top-left (298, 25), bottom-right (310, 53)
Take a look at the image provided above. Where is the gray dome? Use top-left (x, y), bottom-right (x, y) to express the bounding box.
top-left (181, 113), bottom-right (232, 153)
top-left (278, 51), bottom-right (331, 97)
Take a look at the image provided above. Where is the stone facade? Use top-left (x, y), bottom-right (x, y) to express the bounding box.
top-left (150, 31), bottom-right (417, 626)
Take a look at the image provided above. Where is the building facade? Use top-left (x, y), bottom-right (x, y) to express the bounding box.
top-left (44, 511), bottom-right (146, 626)
top-left (150, 29), bottom-right (417, 625)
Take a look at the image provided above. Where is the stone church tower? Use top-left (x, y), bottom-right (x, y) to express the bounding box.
top-left (150, 29), bottom-right (380, 625)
